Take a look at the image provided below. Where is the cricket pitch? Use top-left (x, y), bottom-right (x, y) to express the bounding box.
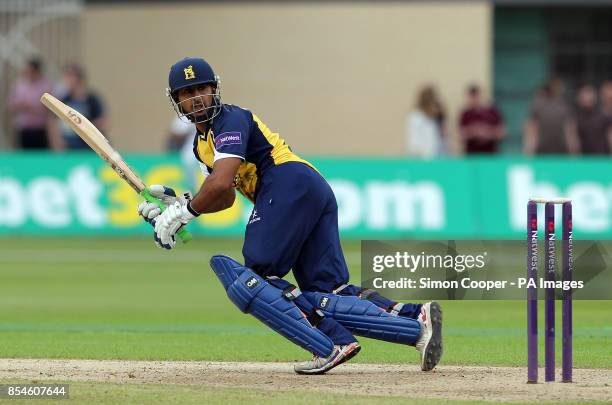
top-left (1, 359), bottom-right (610, 403)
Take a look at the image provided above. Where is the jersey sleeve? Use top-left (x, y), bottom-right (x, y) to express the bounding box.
top-left (212, 110), bottom-right (251, 162)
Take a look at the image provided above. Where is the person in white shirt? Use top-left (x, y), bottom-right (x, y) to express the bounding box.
top-left (166, 116), bottom-right (199, 193)
top-left (406, 85), bottom-right (447, 158)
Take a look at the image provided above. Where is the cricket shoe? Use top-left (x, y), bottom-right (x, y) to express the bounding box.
top-left (294, 342), bottom-right (361, 375)
top-left (415, 301), bottom-right (443, 371)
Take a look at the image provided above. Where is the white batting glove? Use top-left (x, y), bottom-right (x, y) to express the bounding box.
top-left (137, 185), bottom-right (191, 223)
top-left (153, 200), bottom-right (197, 249)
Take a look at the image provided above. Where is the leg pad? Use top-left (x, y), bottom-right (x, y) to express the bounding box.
top-left (210, 255), bottom-right (334, 357)
top-left (303, 292), bottom-right (421, 345)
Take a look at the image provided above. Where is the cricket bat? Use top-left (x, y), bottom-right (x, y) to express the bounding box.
top-left (40, 92), bottom-right (192, 242)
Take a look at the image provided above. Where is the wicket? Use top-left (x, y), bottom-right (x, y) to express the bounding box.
top-left (526, 198), bottom-right (573, 383)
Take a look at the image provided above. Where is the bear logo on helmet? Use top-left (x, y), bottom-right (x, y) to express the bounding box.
top-left (184, 65), bottom-right (196, 80)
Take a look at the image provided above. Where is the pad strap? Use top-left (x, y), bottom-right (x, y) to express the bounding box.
top-left (333, 284), bottom-right (348, 294)
top-left (388, 302), bottom-right (405, 316)
top-left (306, 309), bottom-right (326, 327)
top-left (281, 285), bottom-right (302, 300)
top-left (280, 283), bottom-right (325, 327)
top-left (358, 288), bottom-right (403, 316)
top-left (357, 288), bottom-right (376, 299)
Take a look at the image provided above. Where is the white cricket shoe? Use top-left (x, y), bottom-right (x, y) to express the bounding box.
top-left (415, 301), bottom-right (443, 371)
top-left (294, 342), bottom-right (361, 375)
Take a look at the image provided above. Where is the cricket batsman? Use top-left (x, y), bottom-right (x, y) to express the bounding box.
top-left (138, 57), bottom-right (443, 374)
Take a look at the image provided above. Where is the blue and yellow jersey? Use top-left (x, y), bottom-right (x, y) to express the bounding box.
top-left (193, 104), bottom-right (314, 202)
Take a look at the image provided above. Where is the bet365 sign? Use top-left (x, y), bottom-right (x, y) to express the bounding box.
top-left (0, 154), bottom-right (610, 238)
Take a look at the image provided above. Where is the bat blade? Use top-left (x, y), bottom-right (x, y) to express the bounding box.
top-left (41, 92), bottom-right (145, 192)
top-left (41, 92), bottom-right (192, 243)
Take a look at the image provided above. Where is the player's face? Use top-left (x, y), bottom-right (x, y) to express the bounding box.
top-left (176, 84), bottom-right (215, 117)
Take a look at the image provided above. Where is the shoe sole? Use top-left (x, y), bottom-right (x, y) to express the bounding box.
top-left (421, 302), bottom-right (443, 372)
top-left (295, 343), bottom-right (361, 375)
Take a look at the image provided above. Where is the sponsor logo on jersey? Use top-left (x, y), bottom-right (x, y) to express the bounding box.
top-left (215, 132), bottom-right (242, 149)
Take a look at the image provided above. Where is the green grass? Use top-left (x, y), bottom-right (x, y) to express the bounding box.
top-left (0, 237), bottom-right (610, 368)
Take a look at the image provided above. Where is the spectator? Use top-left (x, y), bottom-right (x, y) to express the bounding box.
top-left (600, 80), bottom-right (612, 120)
top-left (48, 64), bottom-right (107, 150)
top-left (7, 57), bottom-right (53, 149)
top-left (406, 85), bottom-right (447, 158)
top-left (601, 81), bottom-right (612, 153)
top-left (575, 84), bottom-right (611, 155)
top-left (523, 78), bottom-right (579, 155)
top-left (458, 84), bottom-right (505, 154)
top-left (166, 116), bottom-right (196, 151)
top-left (166, 116), bottom-right (200, 192)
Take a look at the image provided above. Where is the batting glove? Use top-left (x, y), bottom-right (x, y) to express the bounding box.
top-left (137, 185), bottom-right (191, 225)
top-left (153, 200), bottom-right (197, 250)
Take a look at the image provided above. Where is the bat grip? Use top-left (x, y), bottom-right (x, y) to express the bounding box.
top-left (140, 189), bottom-right (193, 243)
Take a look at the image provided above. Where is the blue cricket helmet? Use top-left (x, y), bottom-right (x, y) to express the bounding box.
top-left (168, 57), bottom-right (218, 96)
top-left (166, 57), bottom-right (222, 123)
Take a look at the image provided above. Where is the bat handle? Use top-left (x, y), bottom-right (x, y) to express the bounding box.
top-left (140, 189), bottom-right (193, 243)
